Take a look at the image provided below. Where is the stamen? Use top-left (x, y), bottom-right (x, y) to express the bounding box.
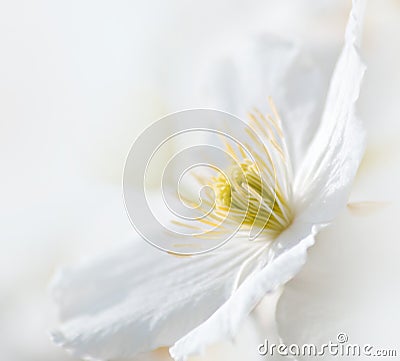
top-left (176, 102), bottom-right (294, 241)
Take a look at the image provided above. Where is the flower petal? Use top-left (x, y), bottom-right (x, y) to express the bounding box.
top-left (50, 235), bottom-right (267, 360)
top-left (189, 314), bottom-right (273, 361)
top-left (170, 221), bottom-right (316, 361)
top-left (294, 0), bottom-right (367, 223)
top-left (276, 206), bottom-right (400, 358)
top-left (201, 35), bottom-right (330, 173)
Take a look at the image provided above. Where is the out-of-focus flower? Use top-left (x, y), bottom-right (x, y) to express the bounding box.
top-left (275, 203), bottom-right (400, 361)
top-left (50, 1), bottom-right (367, 361)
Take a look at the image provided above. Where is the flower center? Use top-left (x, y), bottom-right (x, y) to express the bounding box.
top-left (173, 100), bottom-right (294, 241)
top-left (211, 159), bottom-right (293, 238)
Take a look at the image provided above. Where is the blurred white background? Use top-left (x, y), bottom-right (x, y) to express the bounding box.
top-left (0, 0), bottom-right (399, 360)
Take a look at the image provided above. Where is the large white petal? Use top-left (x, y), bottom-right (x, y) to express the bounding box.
top-left (294, 0), bottom-right (367, 223)
top-left (50, 235), bottom-right (267, 360)
top-left (170, 220), bottom-right (316, 361)
top-left (276, 206), bottom-right (400, 360)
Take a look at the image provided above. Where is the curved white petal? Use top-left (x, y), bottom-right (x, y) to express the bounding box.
top-left (50, 235), bottom-right (267, 361)
top-left (170, 221), bottom-right (316, 361)
top-left (276, 206), bottom-right (400, 359)
top-left (294, 0), bottom-right (367, 223)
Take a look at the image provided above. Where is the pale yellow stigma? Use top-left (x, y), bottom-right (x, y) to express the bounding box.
top-left (213, 172), bottom-right (232, 207)
top-left (211, 158), bottom-right (293, 238)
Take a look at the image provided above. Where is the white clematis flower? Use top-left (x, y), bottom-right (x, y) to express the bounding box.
top-left (50, 0), bottom-right (367, 360)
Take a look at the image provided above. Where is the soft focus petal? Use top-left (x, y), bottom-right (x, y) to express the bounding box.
top-left (276, 206), bottom-right (400, 359)
top-left (51, 235), bottom-right (266, 360)
top-left (170, 221), bottom-right (315, 361)
top-left (294, 0), bottom-right (367, 222)
top-left (189, 314), bottom-right (272, 361)
top-left (198, 35), bottom-right (330, 172)
top-left (136, 313), bottom-right (273, 361)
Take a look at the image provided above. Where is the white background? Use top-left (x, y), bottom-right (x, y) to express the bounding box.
top-left (0, 1), bottom-right (399, 360)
